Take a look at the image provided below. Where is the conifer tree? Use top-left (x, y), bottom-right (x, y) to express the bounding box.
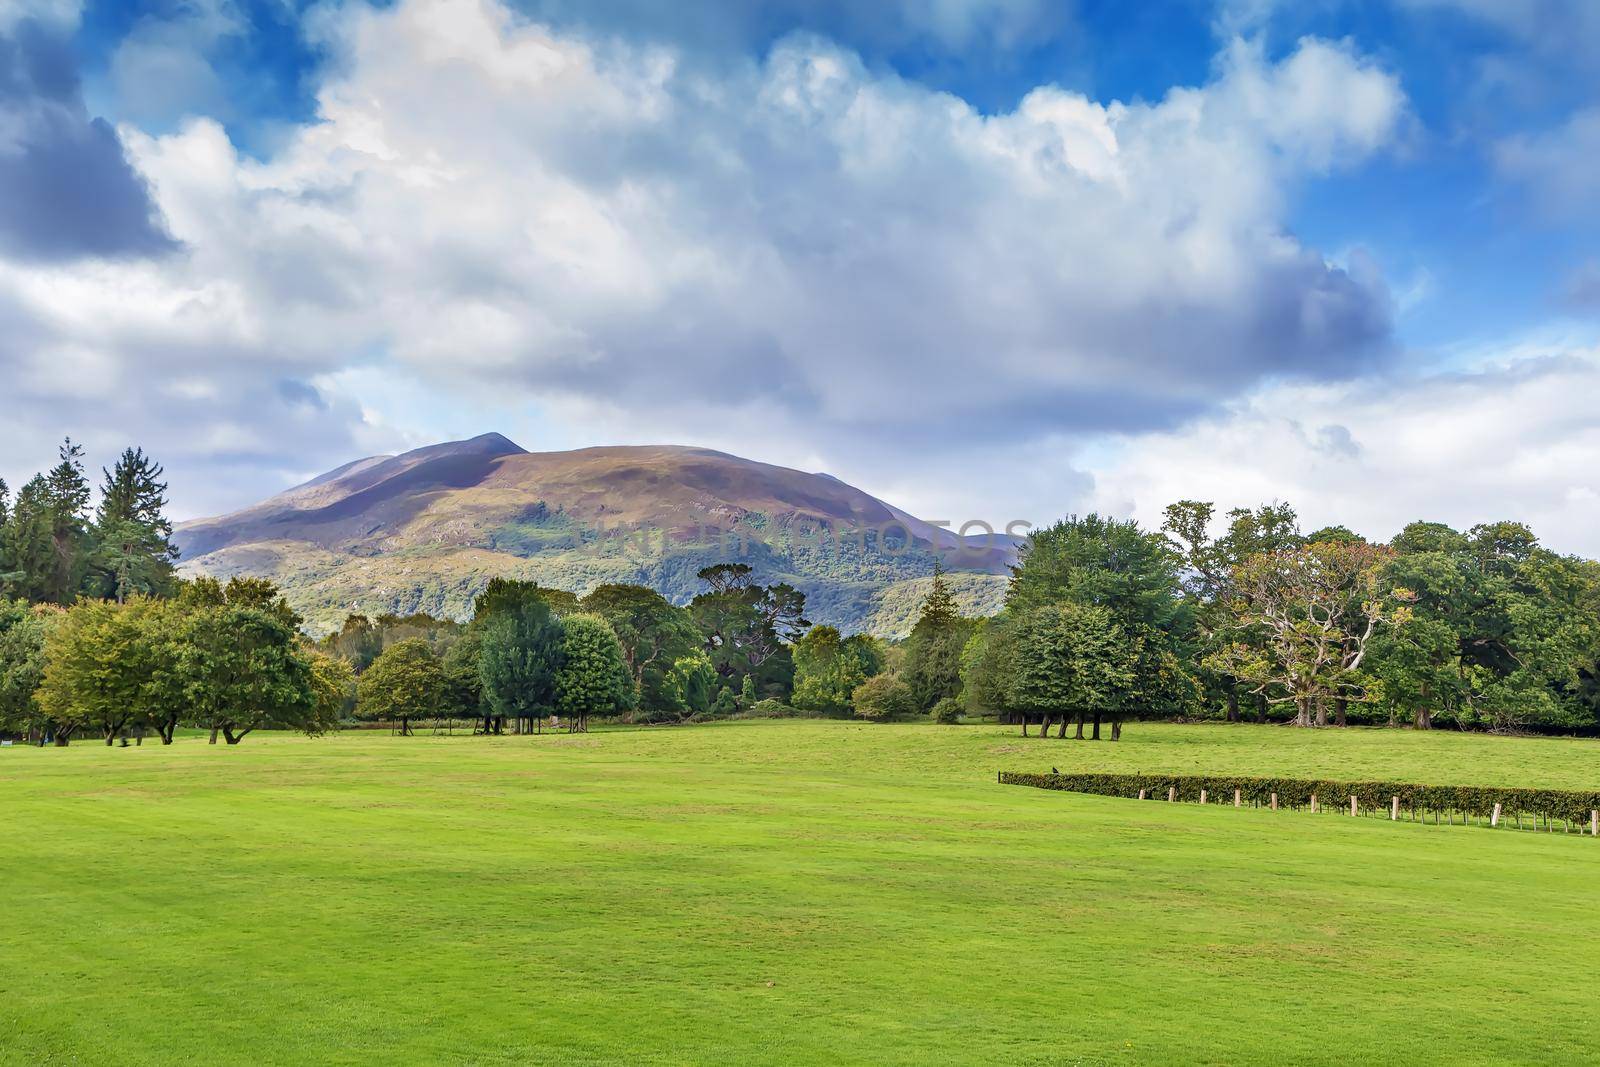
top-left (92, 447), bottom-right (178, 602)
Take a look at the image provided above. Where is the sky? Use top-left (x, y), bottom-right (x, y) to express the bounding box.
top-left (2, 0), bottom-right (1599, 554)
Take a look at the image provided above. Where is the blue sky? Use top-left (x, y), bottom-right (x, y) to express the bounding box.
top-left (3, 0), bottom-right (1599, 552)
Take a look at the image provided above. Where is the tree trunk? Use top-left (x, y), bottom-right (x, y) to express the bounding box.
top-left (401, 716), bottom-right (411, 737)
top-left (1091, 713), bottom-right (1101, 740)
top-left (1111, 719), bottom-right (1122, 741)
top-left (158, 718), bottom-right (176, 745)
top-left (104, 727), bottom-right (116, 746)
top-left (1335, 697), bottom-right (1348, 728)
top-left (1057, 715), bottom-right (1067, 738)
top-left (1020, 715), bottom-right (1028, 737)
top-left (222, 725), bottom-right (250, 745)
top-left (1256, 694), bottom-right (1268, 723)
top-left (52, 732), bottom-right (70, 747)
top-left (1293, 698), bottom-right (1311, 728)
top-left (1225, 686), bottom-right (1240, 723)
top-left (1314, 701), bottom-right (1328, 728)
top-left (1415, 706), bottom-right (1432, 730)
top-left (209, 727), bottom-right (219, 745)
top-left (1074, 713), bottom-right (1084, 740)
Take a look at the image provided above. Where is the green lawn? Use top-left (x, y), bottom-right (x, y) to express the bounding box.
top-left (4, 721), bottom-right (1599, 1065)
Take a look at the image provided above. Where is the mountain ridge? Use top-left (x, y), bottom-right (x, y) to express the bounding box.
top-left (175, 435), bottom-right (1017, 636)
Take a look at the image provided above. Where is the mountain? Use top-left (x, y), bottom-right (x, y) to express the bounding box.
top-left (174, 434), bottom-right (1017, 636)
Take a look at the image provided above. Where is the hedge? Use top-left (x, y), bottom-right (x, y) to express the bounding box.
top-left (998, 771), bottom-right (1600, 825)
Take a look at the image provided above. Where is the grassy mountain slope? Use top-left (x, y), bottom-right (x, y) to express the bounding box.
top-left (175, 435), bottom-right (1015, 635)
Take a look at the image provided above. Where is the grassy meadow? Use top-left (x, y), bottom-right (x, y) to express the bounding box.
top-left (4, 720), bottom-right (1600, 1065)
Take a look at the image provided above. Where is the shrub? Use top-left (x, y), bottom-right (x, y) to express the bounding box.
top-left (999, 771), bottom-right (1600, 825)
top-left (931, 697), bottom-right (963, 724)
top-left (852, 674), bottom-right (915, 721)
top-left (742, 698), bottom-right (800, 719)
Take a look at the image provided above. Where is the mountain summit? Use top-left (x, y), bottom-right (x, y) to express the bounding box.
top-left (174, 437), bottom-right (1015, 635)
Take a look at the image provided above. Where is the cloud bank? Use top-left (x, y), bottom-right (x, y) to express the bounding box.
top-left (1, 0), bottom-right (1412, 520)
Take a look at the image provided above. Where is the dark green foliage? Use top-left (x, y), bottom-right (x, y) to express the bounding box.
top-left (581, 583), bottom-right (700, 709)
top-left (89, 447), bottom-right (178, 602)
top-left (1007, 513), bottom-right (1187, 634)
top-left (174, 603), bottom-right (320, 744)
top-left (1366, 521), bottom-right (1600, 731)
top-left (477, 593), bottom-right (565, 729)
top-left (0, 600), bottom-right (55, 741)
top-left (1000, 772), bottom-right (1600, 826)
top-left (931, 696), bottom-right (962, 724)
top-left (689, 564), bottom-right (808, 698)
top-left (902, 564), bottom-right (975, 712)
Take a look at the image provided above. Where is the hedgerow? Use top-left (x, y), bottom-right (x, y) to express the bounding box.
top-left (998, 771), bottom-right (1600, 825)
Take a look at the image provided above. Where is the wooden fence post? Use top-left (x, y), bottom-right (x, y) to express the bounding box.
top-left (1234, 788), bottom-right (1241, 808)
top-left (1167, 786), bottom-right (1177, 803)
top-left (1270, 793), bottom-right (1278, 811)
top-left (1350, 796), bottom-right (1357, 817)
top-left (1391, 796), bottom-right (1400, 821)
top-left (1491, 802), bottom-right (1501, 828)
top-left (1310, 794), bottom-right (1317, 814)
top-left (1200, 789), bottom-right (1208, 804)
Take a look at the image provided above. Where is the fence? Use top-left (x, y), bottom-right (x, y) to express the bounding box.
top-left (998, 771), bottom-right (1600, 835)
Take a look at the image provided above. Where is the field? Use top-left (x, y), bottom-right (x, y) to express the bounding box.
top-left (4, 721), bottom-right (1600, 1065)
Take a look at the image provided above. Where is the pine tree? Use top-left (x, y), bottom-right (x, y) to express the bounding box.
top-left (920, 560), bottom-right (959, 625)
top-left (92, 447), bottom-right (178, 602)
top-left (38, 439), bottom-right (93, 604)
top-left (903, 560), bottom-right (972, 712)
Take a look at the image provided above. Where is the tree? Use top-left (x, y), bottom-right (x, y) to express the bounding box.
top-left (0, 600), bottom-right (57, 744)
top-left (791, 625), bottom-right (879, 714)
top-left (851, 673), bottom-right (915, 721)
top-left (581, 583), bottom-right (700, 709)
top-left (357, 639), bottom-right (449, 735)
top-left (1164, 500), bottom-right (1302, 722)
top-left (1208, 540), bottom-right (1408, 727)
top-left (477, 593), bottom-right (565, 734)
top-left (1009, 603), bottom-right (1137, 739)
top-left (959, 615), bottom-right (1017, 719)
top-left (690, 566), bottom-right (808, 695)
top-left (175, 604), bottom-right (318, 744)
top-left (902, 564), bottom-right (974, 712)
top-left (90, 448), bottom-right (178, 602)
top-left (663, 650), bottom-right (718, 719)
top-left (555, 615), bottom-right (634, 731)
top-left (306, 649), bottom-right (355, 732)
top-left (1366, 521), bottom-right (1600, 731)
top-left (1009, 513), bottom-right (1187, 633)
top-left (37, 598), bottom-right (166, 744)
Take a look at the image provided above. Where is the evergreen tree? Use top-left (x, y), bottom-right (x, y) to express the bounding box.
top-left (477, 594), bottom-right (565, 734)
top-left (91, 447), bottom-right (178, 602)
top-left (39, 439), bottom-right (93, 604)
top-left (902, 563), bottom-right (974, 712)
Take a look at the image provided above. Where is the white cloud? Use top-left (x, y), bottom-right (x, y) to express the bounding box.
top-left (1084, 341), bottom-right (1600, 557)
top-left (2, 0), bottom-right (1408, 521)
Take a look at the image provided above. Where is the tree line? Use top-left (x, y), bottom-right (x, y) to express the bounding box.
top-left (4, 440), bottom-right (1597, 740)
top-left (955, 505), bottom-right (1600, 736)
